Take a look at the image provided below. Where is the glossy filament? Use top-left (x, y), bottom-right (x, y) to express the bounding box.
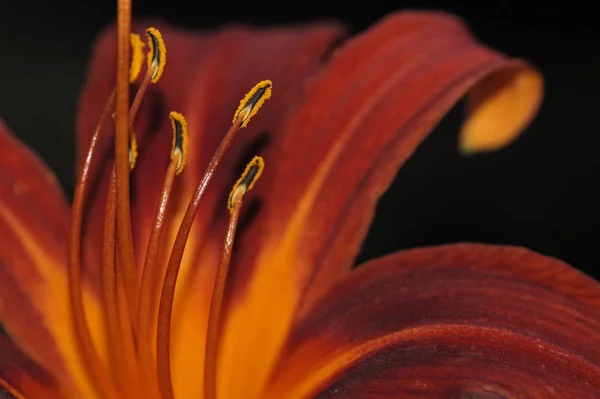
top-left (137, 153), bottom-right (180, 396)
top-left (102, 171), bottom-right (140, 397)
top-left (204, 198), bottom-right (243, 399)
top-left (68, 88), bottom-right (118, 398)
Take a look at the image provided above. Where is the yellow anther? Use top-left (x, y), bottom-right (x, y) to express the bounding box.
top-left (111, 113), bottom-right (138, 170)
top-left (169, 112), bottom-right (188, 175)
top-left (232, 80), bottom-right (272, 128)
top-left (130, 33), bottom-right (145, 83)
top-left (227, 156), bottom-right (264, 212)
top-left (145, 27), bottom-right (166, 83)
top-left (129, 132), bottom-right (138, 170)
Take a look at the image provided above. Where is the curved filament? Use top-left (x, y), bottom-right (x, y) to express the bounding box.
top-left (68, 89), bottom-right (118, 398)
top-left (204, 199), bottom-right (243, 399)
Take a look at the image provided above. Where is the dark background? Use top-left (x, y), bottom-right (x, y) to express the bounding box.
top-left (0, 1), bottom-right (598, 277)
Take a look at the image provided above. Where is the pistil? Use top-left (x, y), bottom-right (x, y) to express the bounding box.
top-left (114, 1), bottom-right (137, 344)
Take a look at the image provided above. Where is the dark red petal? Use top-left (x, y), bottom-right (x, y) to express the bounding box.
top-left (0, 335), bottom-right (63, 398)
top-left (283, 11), bottom-right (543, 313)
top-left (265, 244), bottom-right (600, 398)
top-left (217, 11), bottom-right (542, 398)
top-left (76, 20), bottom-right (344, 397)
top-left (0, 121), bottom-right (104, 397)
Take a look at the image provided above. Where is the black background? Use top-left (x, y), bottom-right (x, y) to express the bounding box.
top-left (0, 1), bottom-right (598, 277)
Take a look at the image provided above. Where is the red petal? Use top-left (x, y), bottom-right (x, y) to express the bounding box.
top-left (265, 244), bottom-right (600, 398)
top-left (0, 335), bottom-right (62, 398)
top-left (283, 11), bottom-right (543, 312)
top-left (76, 20), bottom-right (344, 397)
top-left (218, 11), bottom-right (542, 398)
top-left (0, 121), bottom-right (105, 398)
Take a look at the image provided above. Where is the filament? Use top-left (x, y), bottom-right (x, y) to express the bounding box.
top-left (204, 199), bottom-right (242, 399)
top-left (102, 171), bottom-right (140, 398)
top-left (137, 153), bottom-right (180, 396)
top-left (68, 89), bottom-right (118, 398)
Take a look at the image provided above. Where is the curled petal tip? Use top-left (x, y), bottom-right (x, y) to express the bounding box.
top-left (459, 64), bottom-right (544, 154)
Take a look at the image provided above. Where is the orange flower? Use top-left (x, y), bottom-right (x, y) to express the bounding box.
top-left (2, 2), bottom-right (600, 398)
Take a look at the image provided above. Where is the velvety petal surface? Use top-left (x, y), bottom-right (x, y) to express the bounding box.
top-left (265, 244), bottom-right (600, 398)
top-left (77, 21), bottom-right (345, 397)
top-left (0, 121), bottom-right (106, 398)
top-left (0, 335), bottom-right (62, 398)
top-left (217, 11), bottom-right (543, 398)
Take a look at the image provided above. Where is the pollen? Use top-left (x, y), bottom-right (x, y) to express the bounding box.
top-left (169, 111), bottom-right (188, 175)
top-left (146, 27), bottom-right (166, 83)
top-left (129, 132), bottom-right (138, 170)
top-left (129, 33), bottom-right (145, 83)
top-left (233, 80), bottom-right (272, 128)
top-left (227, 156), bottom-right (264, 211)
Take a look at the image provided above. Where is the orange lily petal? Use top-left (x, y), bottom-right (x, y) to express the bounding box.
top-left (266, 244), bottom-right (600, 398)
top-left (0, 121), bottom-right (107, 398)
top-left (0, 335), bottom-right (62, 398)
top-left (77, 21), bottom-right (345, 397)
top-left (218, 11), bottom-right (543, 398)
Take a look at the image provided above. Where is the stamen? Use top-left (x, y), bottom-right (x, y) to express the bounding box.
top-left (156, 81), bottom-right (273, 399)
top-left (169, 111), bottom-right (188, 175)
top-left (130, 33), bottom-right (145, 83)
top-left (128, 27), bottom-right (166, 142)
top-left (136, 112), bottom-right (187, 396)
top-left (146, 27), bottom-right (166, 83)
top-left (68, 88), bottom-right (118, 397)
top-left (205, 157), bottom-right (265, 399)
top-left (233, 80), bottom-right (272, 128)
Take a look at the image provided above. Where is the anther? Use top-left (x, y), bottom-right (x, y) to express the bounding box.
top-left (129, 132), bottom-right (138, 170)
top-left (130, 33), bottom-right (145, 83)
top-left (145, 28), bottom-right (166, 83)
top-left (112, 113), bottom-right (138, 171)
top-left (169, 112), bottom-right (188, 175)
top-left (233, 80), bottom-right (272, 128)
top-left (228, 156), bottom-right (264, 211)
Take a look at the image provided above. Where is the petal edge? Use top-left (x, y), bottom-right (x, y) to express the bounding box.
top-left (266, 244), bottom-right (600, 398)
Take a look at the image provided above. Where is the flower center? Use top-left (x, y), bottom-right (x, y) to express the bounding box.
top-left (67, 26), bottom-right (272, 399)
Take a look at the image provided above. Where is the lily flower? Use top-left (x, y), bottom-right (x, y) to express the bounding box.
top-left (2, 1), bottom-right (600, 398)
